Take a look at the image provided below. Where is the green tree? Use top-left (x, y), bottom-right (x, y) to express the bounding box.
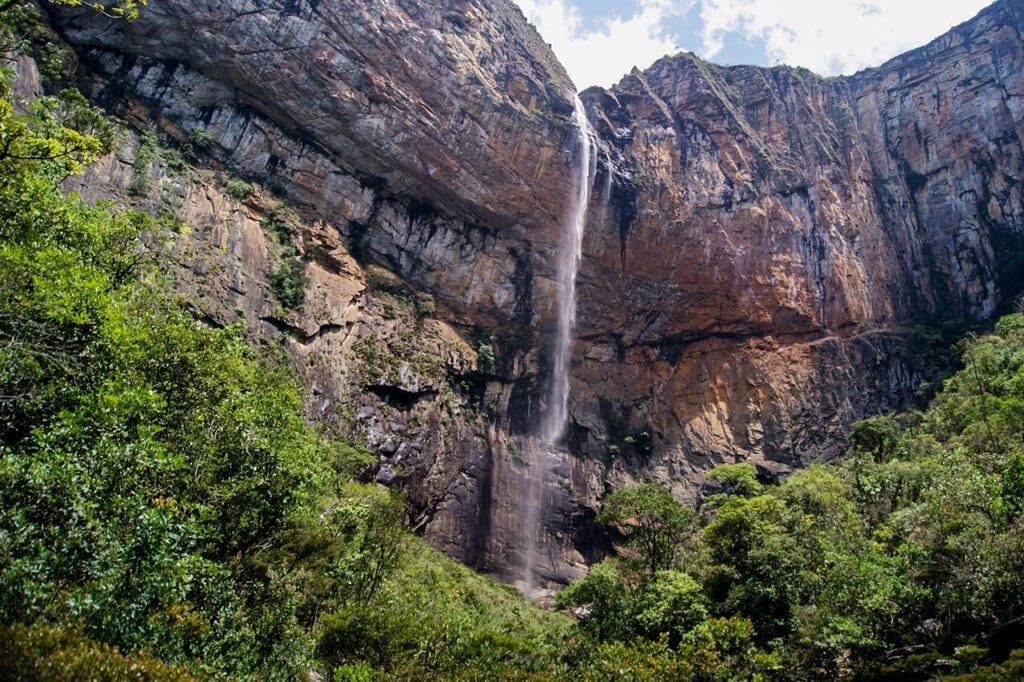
top-left (555, 560), bottom-right (637, 642)
top-left (1000, 449), bottom-right (1024, 521)
top-left (598, 483), bottom-right (695, 576)
top-left (700, 494), bottom-right (810, 641)
top-left (707, 461), bottom-right (763, 498)
top-left (634, 570), bottom-right (708, 643)
top-left (326, 484), bottom-right (406, 603)
top-left (849, 414), bottom-right (902, 463)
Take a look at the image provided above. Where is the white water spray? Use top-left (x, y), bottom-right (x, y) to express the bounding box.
top-left (539, 95), bottom-right (594, 442)
top-left (518, 95), bottom-right (594, 594)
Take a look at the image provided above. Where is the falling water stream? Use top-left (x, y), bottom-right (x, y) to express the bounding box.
top-left (540, 95), bottom-right (594, 443)
top-left (518, 95), bottom-right (595, 595)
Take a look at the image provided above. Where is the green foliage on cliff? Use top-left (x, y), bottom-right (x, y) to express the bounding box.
top-left (0, 40), bottom-right (571, 680)
top-left (225, 178), bottom-right (253, 201)
top-left (270, 249), bottom-right (308, 309)
top-left (7, 7), bottom-right (1024, 680)
top-left (255, 202), bottom-right (309, 309)
top-left (560, 314), bottom-right (1024, 679)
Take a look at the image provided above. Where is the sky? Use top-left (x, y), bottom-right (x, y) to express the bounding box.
top-left (512, 0), bottom-right (993, 89)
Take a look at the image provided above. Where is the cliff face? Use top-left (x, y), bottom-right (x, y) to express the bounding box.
top-left (51, 0), bottom-right (586, 332)
top-left (45, 0), bottom-right (1024, 582)
top-left (45, 0), bottom-right (601, 584)
top-left (573, 0), bottom-right (1024, 496)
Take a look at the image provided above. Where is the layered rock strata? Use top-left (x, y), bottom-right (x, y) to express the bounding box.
top-left (572, 1), bottom-right (1024, 496)
top-left (42, 0), bottom-right (597, 583)
top-left (43, 0), bottom-right (1024, 581)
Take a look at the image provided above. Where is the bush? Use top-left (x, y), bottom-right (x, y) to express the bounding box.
top-left (128, 127), bottom-right (158, 196)
top-left (271, 252), bottom-right (308, 308)
top-left (262, 204), bottom-right (298, 242)
top-left (555, 560), bottom-right (636, 642)
top-left (163, 147), bottom-right (186, 174)
top-left (187, 126), bottom-right (213, 148)
top-left (317, 605), bottom-right (421, 672)
top-left (945, 649), bottom-right (1024, 681)
top-left (226, 179), bottom-right (254, 201)
top-left (634, 571), bottom-right (709, 642)
top-left (0, 623), bottom-right (196, 681)
top-left (706, 462), bottom-right (763, 498)
top-left (475, 328), bottom-right (496, 373)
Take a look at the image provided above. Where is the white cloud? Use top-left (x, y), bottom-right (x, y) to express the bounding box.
top-left (514, 0), bottom-right (994, 89)
top-left (513, 0), bottom-right (694, 89)
top-left (700, 0), bottom-right (992, 75)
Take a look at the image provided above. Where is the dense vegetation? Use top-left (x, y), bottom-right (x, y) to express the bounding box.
top-left (0, 10), bottom-right (568, 680)
top-left (557, 315), bottom-right (1024, 679)
top-left (3, 5), bottom-right (1024, 680)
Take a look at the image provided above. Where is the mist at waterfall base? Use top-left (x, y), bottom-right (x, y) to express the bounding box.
top-left (514, 96), bottom-right (595, 597)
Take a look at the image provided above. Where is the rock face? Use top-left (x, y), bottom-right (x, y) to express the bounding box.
top-left (45, 0), bottom-right (597, 584)
top-left (572, 0), bottom-right (1024, 498)
top-left (44, 0), bottom-right (1024, 583)
top-left (59, 108), bottom-right (516, 572)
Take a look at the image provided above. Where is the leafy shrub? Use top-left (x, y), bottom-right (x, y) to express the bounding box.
top-left (271, 251), bottom-right (308, 308)
top-left (634, 570), bottom-right (709, 641)
top-left (317, 605), bottom-right (422, 672)
top-left (413, 291), bottom-right (435, 318)
top-left (163, 146), bottom-right (186, 173)
top-left (0, 623), bottom-right (196, 681)
top-left (555, 560), bottom-right (636, 642)
top-left (706, 462), bottom-right (763, 498)
top-left (187, 126), bottom-right (213, 148)
top-left (475, 328), bottom-right (496, 374)
top-left (226, 178), bottom-right (254, 201)
top-left (262, 203), bottom-right (298, 242)
top-left (128, 126), bottom-right (158, 195)
top-left (945, 649), bottom-right (1024, 681)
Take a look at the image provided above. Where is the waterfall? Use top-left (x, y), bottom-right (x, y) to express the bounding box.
top-left (539, 95), bottom-right (594, 442)
top-left (517, 95), bottom-right (594, 595)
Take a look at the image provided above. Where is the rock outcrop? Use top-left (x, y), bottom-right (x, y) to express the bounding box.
top-left (42, 0), bottom-right (1024, 584)
top-left (572, 0), bottom-right (1024, 498)
top-left (43, 0), bottom-right (598, 585)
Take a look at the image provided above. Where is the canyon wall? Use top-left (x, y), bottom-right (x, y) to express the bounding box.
top-left (43, 0), bottom-right (605, 584)
top-left (43, 0), bottom-right (1024, 583)
top-left (573, 1), bottom-right (1024, 496)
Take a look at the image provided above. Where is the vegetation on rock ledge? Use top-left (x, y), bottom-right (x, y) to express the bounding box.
top-left (3, 6), bottom-right (1024, 680)
top-left (558, 314), bottom-right (1024, 679)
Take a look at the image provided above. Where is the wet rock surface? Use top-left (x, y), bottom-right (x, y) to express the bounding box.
top-left (43, 0), bottom-right (1024, 582)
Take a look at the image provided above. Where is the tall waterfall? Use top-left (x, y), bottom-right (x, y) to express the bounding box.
top-left (518, 95), bottom-right (594, 594)
top-left (540, 95), bottom-right (594, 442)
